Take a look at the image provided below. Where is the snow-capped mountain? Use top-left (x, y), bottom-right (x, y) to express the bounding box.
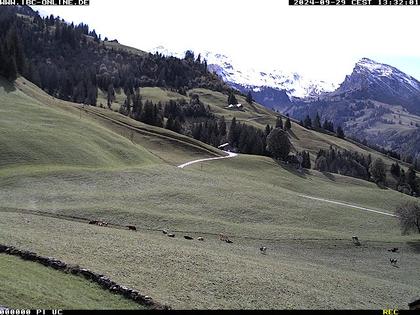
top-left (333, 58), bottom-right (420, 115)
top-left (151, 46), bottom-right (338, 100)
top-left (287, 58), bottom-right (420, 156)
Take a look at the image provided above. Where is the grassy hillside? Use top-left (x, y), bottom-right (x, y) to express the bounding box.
top-left (0, 254), bottom-right (144, 309)
top-left (13, 77), bottom-right (224, 166)
top-left (94, 82), bottom-right (414, 178)
top-left (1, 77), bottom-right (419, 309)
top-left (127, 86), bottom-right (412, 172)
top-left (104, 40), bottom-right (148, 56)
top-left (0, 201), bottom-right (420, 309)
top-left (0, 77), bottom-right (159, 175)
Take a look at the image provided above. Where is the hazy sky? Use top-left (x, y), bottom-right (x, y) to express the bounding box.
top-left (33, 0), bottom-right (420, 84)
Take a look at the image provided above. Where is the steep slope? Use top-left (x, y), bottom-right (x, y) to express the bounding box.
top-left (12, 77), bottom-right (224, 166)
top-left (186, 88), bottom-right (413, 173)
top-left (333, 58), bottom-right (420, 115)
top-left (0, 77), bottom-right (158, 174)
top-left (286, 58), bottom-right (420, 156)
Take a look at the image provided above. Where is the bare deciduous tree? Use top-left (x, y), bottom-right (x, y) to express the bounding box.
top-left (395, 202), bottom-right (420, 235)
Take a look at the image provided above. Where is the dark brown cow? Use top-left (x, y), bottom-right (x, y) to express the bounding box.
top-left (89, 220), bottom-right (108, 227)
top-left (126, 225), bottom-right (137, 231)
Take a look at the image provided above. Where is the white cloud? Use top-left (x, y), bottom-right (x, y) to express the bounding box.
top-left (33, 0), bottom-right (420, 83)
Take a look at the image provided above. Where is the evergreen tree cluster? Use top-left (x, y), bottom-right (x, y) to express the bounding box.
top-left (119, 90), bottom-right (164, 128)
top-left (300, 112), bottom-right (344, 138)
top-left (274, 115), bottom-right (292, 131)
top-left (228, 117), bottom-right (268, 156)
top-left (299, 151), bottom-right (311, 169)
top-left (0, 8), bottom-right (25, 80)
top-left (390, 162), bottom-right (419, 196)
top-left (0, 7), bottom-right (231, 106)
top-left (192, 117), bottom-right (226, 147)
top-left (246, 90), bottom-right (253, 104)
top-left (227, 92), bottom-right (238, 105)
top-left (359, 138), bottom-right (401, 160)
top-left (266, 127), bottom-right (291, 161)
top-left (314, 146), bottom-right (371, 180)
top-left (322, 120), bottom-right (335, 132)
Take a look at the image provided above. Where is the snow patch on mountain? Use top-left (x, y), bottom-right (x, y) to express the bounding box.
top-left (355, 58), bottom-right (420, 91)
top-left (151, 46), bottom-right (338, 99)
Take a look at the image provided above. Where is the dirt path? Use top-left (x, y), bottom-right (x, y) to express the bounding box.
top-left (177, 151), bottom-right (238, 169)
top-left (298, 194), bottom-right (397, 217)
top-left (176, 151), bottom-right (397, 218)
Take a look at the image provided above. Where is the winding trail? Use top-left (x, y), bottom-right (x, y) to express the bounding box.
top-left (298, 194), bottom-right (397, 217)
top-left (177, 151), bottom-right (238, 169)
top-left (177, 151), bottom-right (396, 218)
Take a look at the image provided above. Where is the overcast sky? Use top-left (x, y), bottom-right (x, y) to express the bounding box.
top-left (33, 0), bottom-right (420, 84)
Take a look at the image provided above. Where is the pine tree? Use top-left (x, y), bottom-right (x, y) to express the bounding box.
top-left (285, 117), bottom-right (291, 130)
top-left (314, 112), bottom-right (321, 130)
top-left (390, 163), bottom-right (401, 178)
top-left (301, 151), bottom-right (311, 169)
top-left (228, 92), bottom-right (238, 105)
top-left (219, 116), bottom-right (227, 137)
top-left (266, 128), bottom-right (291, 161)
top-left (140, 100), bottom-right (155, 125)
top-left (370, 158), bottom-right (386, 185)
top-left (407, 166), bottom-right (418, 194)
top-left (336, 126), bottom-right (345, 138)
top-left (132, 89), bottom-right (142, 120)
top-left (165, 116), bottom-right (174, 130)
top-left (246, 90), bottom-right (253, 104)
top-left (304, 115), bottom-right (312, 128)
top-left (107, 84), bottom-right (115, 109)
top-left (275, 116), bottom-right (283, 129)
top-left (184, 50), bottom-right (195, 62)
top-left (265, 124), bottom-right (271, 137)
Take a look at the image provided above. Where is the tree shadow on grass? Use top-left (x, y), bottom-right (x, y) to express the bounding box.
top-left (321, 171), bottom-right (336, 182)
top-left (273, 159), bottom-right (309, 179)
top-left (287, 129), bottom-right (300, 141)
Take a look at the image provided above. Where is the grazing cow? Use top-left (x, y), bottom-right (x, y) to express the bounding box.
top-left (127, 225), bottom-right (137, 231)
top-left (390, 258), bottom-right (398, 266)
top-left (352, 236), bottom-right (361, 246)
top-left (184, 235), bottom-right (193, 240)
top-left (388, 247), bottom-right (399, 253)
top-left (162, 229), bottom-right (168, 235)
top-left (219, 233), bottom-right (232, 243)
top-left (260, 246), bottom-right (267, 254)
top-left (89, 220), bottom-right (108, 227)
top-left (197, 237), bottom-right (204, 241)
top-left (167, 233), bottom-right (175, 238)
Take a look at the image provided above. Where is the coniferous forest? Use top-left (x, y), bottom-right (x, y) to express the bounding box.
top-left (0, 6), bottom-right (229, 106)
